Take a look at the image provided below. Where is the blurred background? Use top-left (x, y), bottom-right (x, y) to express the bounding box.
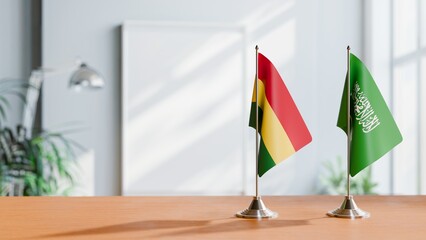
top-left (0, 0), bottom-right (424, 196)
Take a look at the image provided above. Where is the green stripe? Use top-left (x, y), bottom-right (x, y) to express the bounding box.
top-left (249, 102), bottom-right (263, 133)
top-left (258, 139), bottom-right (276, 177)
top-left (249, 102), bottom-right (276, 176)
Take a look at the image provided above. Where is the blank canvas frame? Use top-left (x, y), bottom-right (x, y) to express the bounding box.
top-left (121, 21), bottom-right (249, 195)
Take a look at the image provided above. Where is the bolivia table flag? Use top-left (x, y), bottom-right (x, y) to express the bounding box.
top-left (249, 53), bottom-right (312, 177)
top-left (337, 53), bottom-right (403, 177)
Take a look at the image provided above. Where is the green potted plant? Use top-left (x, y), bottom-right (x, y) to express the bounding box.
top-left (0, 79), bottom-right (80, 196)
top-left (319, 156), bottom-right (378, 195)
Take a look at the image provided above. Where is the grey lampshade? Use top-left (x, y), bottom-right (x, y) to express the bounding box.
top-left (69, 63), bottom-right (104, 90)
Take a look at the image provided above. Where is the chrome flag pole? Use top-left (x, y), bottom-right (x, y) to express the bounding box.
top-left (327, 46), bottom-right (369, 219)
top-left (236, 45), bottom-right (277, 219)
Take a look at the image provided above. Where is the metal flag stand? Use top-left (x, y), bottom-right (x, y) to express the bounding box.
top-left (326, 46), bottom-right (370, 219)
top-left (236, 45), bottom-right (277, 219)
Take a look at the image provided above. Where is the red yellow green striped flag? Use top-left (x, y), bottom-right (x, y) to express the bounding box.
top-left (249, 53), bottom-right (312, 177)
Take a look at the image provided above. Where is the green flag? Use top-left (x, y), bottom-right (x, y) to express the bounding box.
top-left (337, 53), bottom-right (403, 177)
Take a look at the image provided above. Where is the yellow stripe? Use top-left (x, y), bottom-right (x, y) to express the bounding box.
top-left (252, 79), bottom-right (296, 163)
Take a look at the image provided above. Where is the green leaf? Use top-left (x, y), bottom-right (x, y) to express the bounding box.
top-left (0, 121), bottom-right (79, 196)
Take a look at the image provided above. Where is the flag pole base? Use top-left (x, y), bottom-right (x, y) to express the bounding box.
top-left (327, 195), bottom-right (370, 219)
top-left (236, 196), bottom-right (278, 219)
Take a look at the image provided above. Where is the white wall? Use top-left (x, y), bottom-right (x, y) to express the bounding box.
top-left (0, 0), bottom-right (32, 127)
top-left (42, 0), bottom-right (363, 195)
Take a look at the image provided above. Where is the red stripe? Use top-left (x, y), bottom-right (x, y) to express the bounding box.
top-left (258, 53), bottom-right (312, 150)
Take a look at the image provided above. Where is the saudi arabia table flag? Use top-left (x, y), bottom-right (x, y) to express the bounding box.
top-left (337, 53), bottom-right (403, 177)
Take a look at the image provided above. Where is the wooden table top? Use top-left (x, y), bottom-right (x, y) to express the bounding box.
top-left (2, 195), bottom-right (426, 239)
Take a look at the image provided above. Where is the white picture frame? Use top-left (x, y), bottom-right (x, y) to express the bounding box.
top-left (121, 21), bottom-right (249, 195)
